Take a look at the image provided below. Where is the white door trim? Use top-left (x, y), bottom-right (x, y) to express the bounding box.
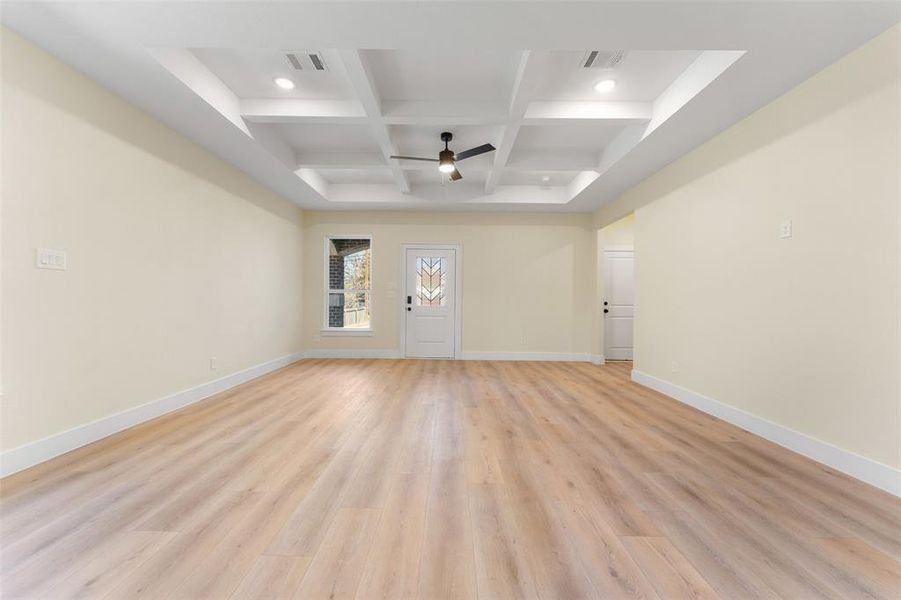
top-left (400, 243), bottom-right (463, 359)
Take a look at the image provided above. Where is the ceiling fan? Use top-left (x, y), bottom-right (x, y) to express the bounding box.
top-left (390, 132), bottom-right (495, 181)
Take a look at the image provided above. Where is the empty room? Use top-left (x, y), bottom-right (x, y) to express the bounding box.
top-left (1, 1), bottom-right (899, 598)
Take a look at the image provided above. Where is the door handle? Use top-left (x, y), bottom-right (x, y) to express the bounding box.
top-left (407, 307), bottom-right (412, 312)
top-left (604, 309), bottom-right (609, 313)
top-left (407, 295), bottom-right (412, 304)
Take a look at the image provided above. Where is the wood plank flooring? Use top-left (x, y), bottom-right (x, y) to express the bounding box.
top-left (1, 359), bottom-right (899, 599)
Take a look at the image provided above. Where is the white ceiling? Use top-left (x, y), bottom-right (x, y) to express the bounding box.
top-left (539, 50), bottom-right (702, 102)
top-left (2, 1), bottom-right (898, 212)
top-left (364, 49), bottom-right (522, 102)
top-left (515, 122), bottom-right (624, 150)
top-left (193, 48), bottom-right (359, 100)
top-left (272, 123), bottom-right (383, 153)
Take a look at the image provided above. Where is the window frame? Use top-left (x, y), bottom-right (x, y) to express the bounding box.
top-left (322, 235), bottom-right (374, 336)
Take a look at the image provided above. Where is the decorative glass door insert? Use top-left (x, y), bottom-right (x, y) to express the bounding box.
top-left (415, 257), bottom-right (447, 306)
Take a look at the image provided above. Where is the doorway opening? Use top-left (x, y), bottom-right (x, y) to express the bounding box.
top-left (600, 214), bottom-right (635, 361)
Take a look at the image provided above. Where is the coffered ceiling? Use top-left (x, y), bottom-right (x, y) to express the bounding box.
top-left (3, 1), bottom-right (898, 212)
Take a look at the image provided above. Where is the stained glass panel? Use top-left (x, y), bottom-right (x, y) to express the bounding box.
top-left (415, 257), bottom-right (447, 306)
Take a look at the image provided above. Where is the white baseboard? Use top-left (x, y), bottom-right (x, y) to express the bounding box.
top-left (461, 351), bottom-right (591, 362)
top-left (0, 351), bottom-right (305, 478)
top-left (304, 349), bottom-right (600, 362)
top-left (631, 369), bottom-right (900, 497)
top-left (304, 348), bottom-right (401, 359)
top-left (304, 349), bottom-right (604, 363)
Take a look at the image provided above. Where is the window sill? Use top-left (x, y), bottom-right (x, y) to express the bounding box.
top-left (320, 328), bottom-right (374, 337)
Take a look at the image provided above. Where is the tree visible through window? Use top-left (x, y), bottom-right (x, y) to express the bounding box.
top-left (326, 237), bottom-right (371, 329)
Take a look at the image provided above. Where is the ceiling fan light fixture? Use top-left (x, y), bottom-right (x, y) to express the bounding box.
top-left (390, 132), bottom-right (495, 182)
top-left (438, 149), bottom-right (455, 173)
top-left (594, 79), bottom-right (616, 93)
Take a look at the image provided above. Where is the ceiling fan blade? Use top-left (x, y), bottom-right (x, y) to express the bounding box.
top-left (449, 168), bottom-right (463, 181)
top-left (454, 143), bottom-right (496, 161)
top-left (389, 155), bottom-right (439, 162)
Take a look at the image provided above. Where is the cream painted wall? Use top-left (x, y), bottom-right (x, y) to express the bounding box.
top-left (1, 29), bottom-right (305, 451)
top-left (303, 211), bottom-right (596, 356)
top-left (599, 213), bottom-right (635, 250)
top-left (596, 25), bottom-right (900, 468)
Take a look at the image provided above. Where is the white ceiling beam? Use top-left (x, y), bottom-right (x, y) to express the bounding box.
top-left (240, 99), bottom-right (367, 123)
top-left (566, 171), bottom-right (601, 199)
top-left (294, 168), bottom-right (330, 199)
top-left (149, 48), bottom-right (251, 136)
top-left (380, 100), bottom-right (509, 125)
top-left (295, 152), bottom-right (387, 170)
top-left (296, 150), bottom-right (593, 173)
top-left (504, 149), bottom-right (601, 171)
top-left (327, 183), bottom-right (570, 206)
top-left (338, 49), bottom-right (411, 194)
top-left (645, 51), bottom-right (745, 135)
top-left (484, 50), bottom-right (550, 194)
top-left (522, 101), bottom-right (653, 123)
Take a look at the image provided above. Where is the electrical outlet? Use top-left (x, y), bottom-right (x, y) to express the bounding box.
top-left (520, 336), bottom-right (526, 346)
top-left (36, 248), bottom-right (67, 270)
top-left (779, 219), bottom-right (793, 239)
top-left (671, 360), bottom-right (680, 373)
top-left (210, 357), bottom-right (219, 371)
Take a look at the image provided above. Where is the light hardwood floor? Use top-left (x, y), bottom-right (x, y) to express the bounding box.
top-left (1, 359), bottom-right (899, 599)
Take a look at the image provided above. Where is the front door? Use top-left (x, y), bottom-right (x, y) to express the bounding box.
top-left (404, 247), bottom-right (456, 358)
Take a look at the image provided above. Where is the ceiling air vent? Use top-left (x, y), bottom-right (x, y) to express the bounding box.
top-left (285, 51), bottom-right (328, 71)
top-left (580, 50), bottom-right (627, 69)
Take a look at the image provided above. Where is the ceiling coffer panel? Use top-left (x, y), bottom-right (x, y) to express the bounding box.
top-left (286, 51), bottom-right (328, 71)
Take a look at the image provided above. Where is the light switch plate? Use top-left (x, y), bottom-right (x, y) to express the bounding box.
top-left (779, 219), bottom-right (793, 239)
top-left (36, 248), bottom-right (67, 270)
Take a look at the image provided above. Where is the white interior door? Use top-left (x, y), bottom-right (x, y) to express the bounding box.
top-left (404, 247), bottom-right (456, 358)
top-left (604, 250), bottom-right (634, 360)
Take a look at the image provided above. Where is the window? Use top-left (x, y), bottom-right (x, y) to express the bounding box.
top-left (324, 237), bottom-right (371, 331)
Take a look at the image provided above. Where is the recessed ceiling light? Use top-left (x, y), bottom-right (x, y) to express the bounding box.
top-left (541, 176), bottom-right (551, 183)
top-left (594, 79), bottom-right (616, 93)
top-left (274, 77), bottom-right (295, 90)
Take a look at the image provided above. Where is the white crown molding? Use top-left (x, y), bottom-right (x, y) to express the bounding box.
top-left (0, 351), bottom-right (305, 478)
top-left (631, 369), bottom-right (900, 497)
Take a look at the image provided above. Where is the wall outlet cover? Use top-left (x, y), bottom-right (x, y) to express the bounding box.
top-left (779, 219), bottom-right (793, 239)
top-left (36, 248), bottom-right (67, 270)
